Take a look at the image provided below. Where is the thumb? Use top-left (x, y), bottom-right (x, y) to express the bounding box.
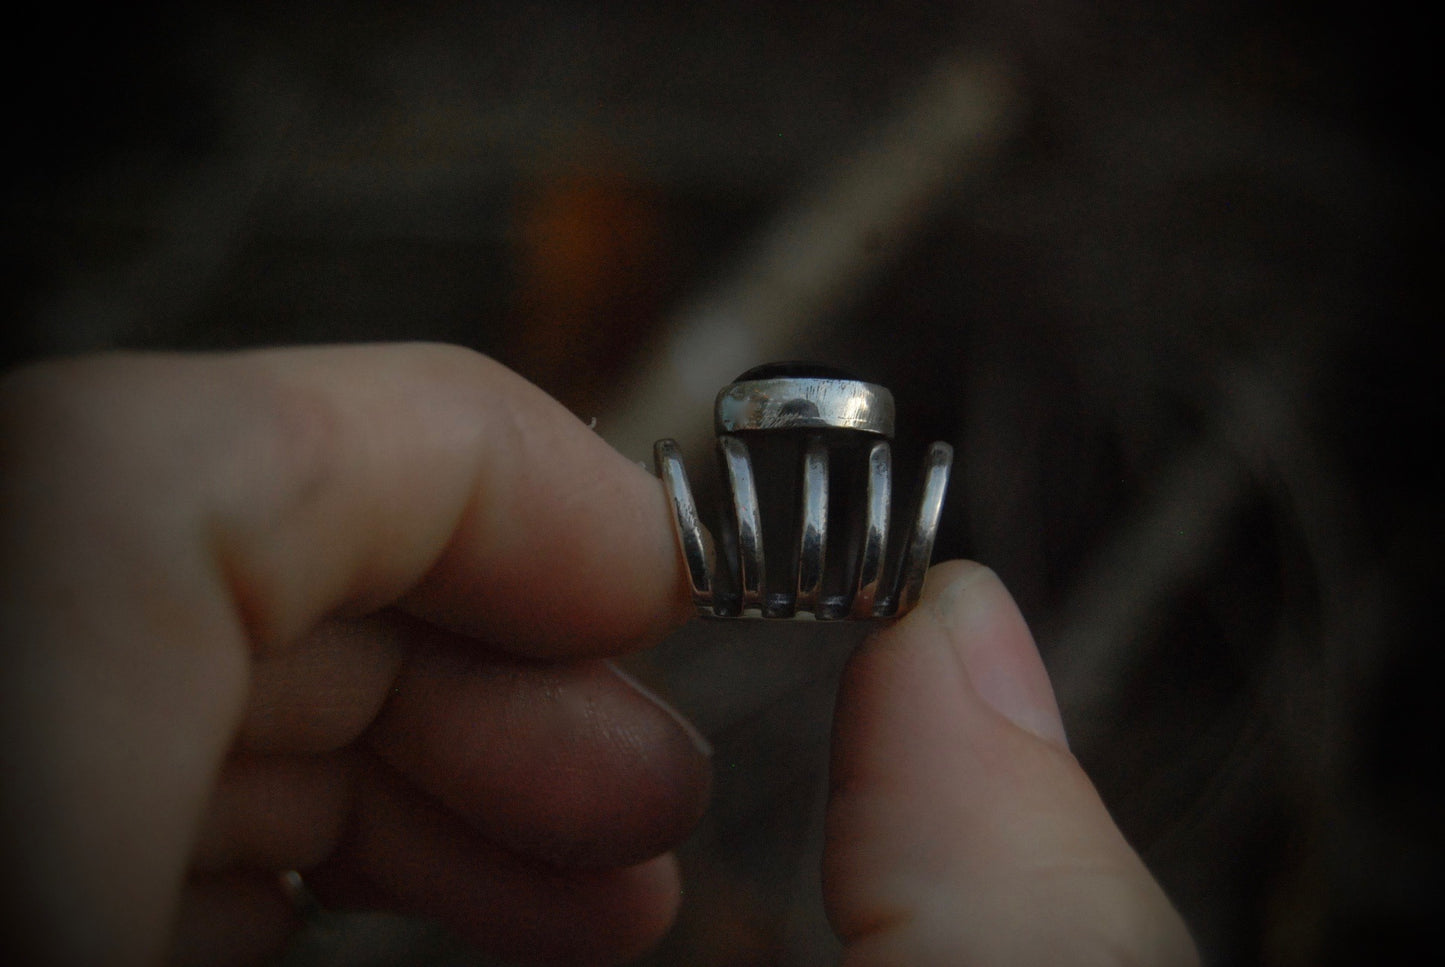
top-left (824, 560), bottom-right (1198, 966)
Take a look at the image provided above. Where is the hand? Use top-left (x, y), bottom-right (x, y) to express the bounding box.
top-left (0, 344), bottom-right (1196, 966)
top-left (0, 345), bottom-right (707, 966)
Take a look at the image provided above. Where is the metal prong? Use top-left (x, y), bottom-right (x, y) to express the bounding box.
top-left (795, 437), bottom-right (829, 615)
top-left (654, 439), bottom-right (715, 617)
top-left (851, 440), bottom-right (892, 618)
top-left (719, 436), bottom-right (765, 615)
top-left (882, 441), bottom-right (953, 617)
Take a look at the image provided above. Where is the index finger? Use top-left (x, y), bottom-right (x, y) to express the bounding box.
top-left (225, 343), bottom-right (691, 654)
top-left (19, 342), bottom-right (689, 656)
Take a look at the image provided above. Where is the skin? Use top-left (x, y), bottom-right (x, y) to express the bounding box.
top-left (0, 344), bottom-right (1198, 966)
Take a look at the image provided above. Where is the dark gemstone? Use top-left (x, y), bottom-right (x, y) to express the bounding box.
top-left (733, 361), bottom-right (862, 382)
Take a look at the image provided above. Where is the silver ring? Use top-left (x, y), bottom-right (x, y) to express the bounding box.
top-left (654, 363), bottom-right (952, 620)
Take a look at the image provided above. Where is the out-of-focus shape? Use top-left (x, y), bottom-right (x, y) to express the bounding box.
top-left (600, 56), bottom-right (1019, 462)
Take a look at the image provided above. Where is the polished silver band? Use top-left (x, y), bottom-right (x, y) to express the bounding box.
top-left (715, 378), bottom-right (895, 436)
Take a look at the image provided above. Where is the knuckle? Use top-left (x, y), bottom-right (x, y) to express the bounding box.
top-left (237, 372), bottom-right (347, 523)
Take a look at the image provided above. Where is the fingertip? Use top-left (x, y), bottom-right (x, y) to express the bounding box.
top-left (339, 769), bottom-right (688, 965)
top-left (368, 642), bottom-right (711, 870)
top-left (919, 556), bottom-right (996, 589)
top-left (832, 558), bottom-right (1065, 795)
top-left (627, 470), bottom-right (703, 644)
top-left (606, 660), bottom-right (714, 759)
top-left (920, 560), bottom-right (1069, 748)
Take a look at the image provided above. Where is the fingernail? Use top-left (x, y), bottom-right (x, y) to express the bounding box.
top-left (607, 661), bottom-right (714, 757)
top-left (930, 562), bottom-right (1070, 748)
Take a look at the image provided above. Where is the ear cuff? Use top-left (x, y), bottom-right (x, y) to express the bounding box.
top-left (654, 363), bottom-right (952, 619)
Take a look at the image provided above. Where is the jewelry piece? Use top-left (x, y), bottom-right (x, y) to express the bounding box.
top-left (654, 363), bottom-right (952, 619)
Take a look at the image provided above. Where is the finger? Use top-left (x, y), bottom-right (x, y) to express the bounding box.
top-left (165, 872), bottom-right (299, 967)
top-left (0, 345), bottom-right (689, 963)
top-left (824, 560), bottom-right (1198, 967)
top-left (190, 751), bottom-right (358, 872)
top-left (330, 762), bottom-right (684, 966)
top-left (238, 614), bottom-right (407, 754)
top-left (209, 344), bottom-right (691, 655)
top-left (226, 609), bottom-right (711, 870)
top-left (369, 624), bottom-right (712, 868)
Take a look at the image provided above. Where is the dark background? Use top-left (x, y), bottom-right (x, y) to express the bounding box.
top-left (4, 2), bottom-right (1437, 964)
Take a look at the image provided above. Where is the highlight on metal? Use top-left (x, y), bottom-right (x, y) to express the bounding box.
top-left (654, 363), bottom-right (953, 620)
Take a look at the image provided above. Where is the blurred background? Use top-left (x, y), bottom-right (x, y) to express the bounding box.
top-left (4, 1), bottom-right (1436, 964)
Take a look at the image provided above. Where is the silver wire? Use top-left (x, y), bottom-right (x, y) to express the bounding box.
top-left (719, 435), bottom-right (766, 615)
top-left (795, 437), bottom-right (829, 616)
top-left (654, 439), bottom-right (715, 617)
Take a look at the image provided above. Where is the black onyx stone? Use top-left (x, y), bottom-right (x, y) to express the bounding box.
top-left (733, 361), bottom-right (862, 382)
